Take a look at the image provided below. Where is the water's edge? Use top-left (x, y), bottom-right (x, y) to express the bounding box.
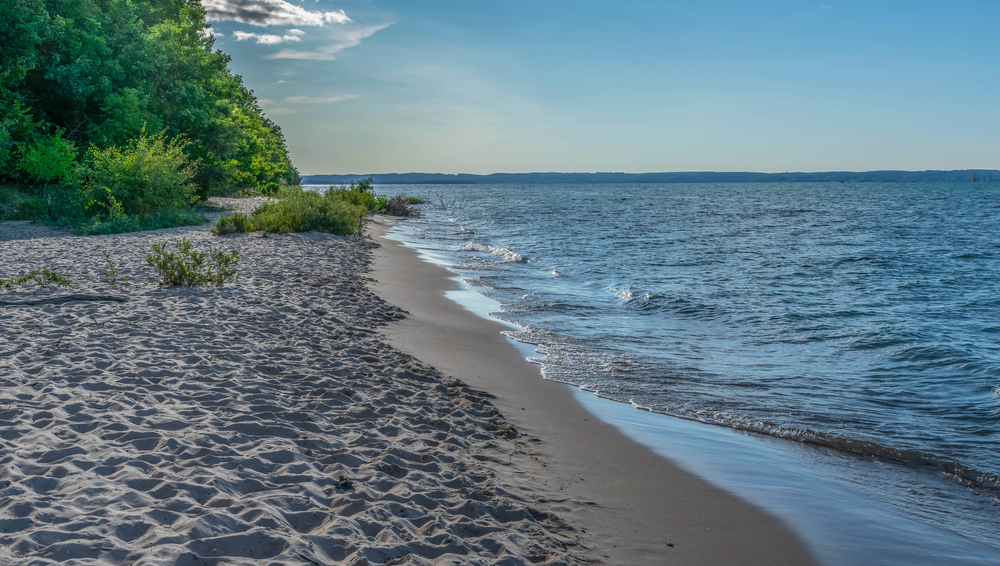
top-left (382, 224), bottom-right (1000, 566)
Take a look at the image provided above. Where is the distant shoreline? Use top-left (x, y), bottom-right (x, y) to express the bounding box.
top-left (303, 169), bottom-right (1000, 185)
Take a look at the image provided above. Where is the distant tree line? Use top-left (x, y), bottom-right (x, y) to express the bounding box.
top-left (303, 170), bottom-right (1000, 185)
top-left (1, 0), bottom-right (297, 205)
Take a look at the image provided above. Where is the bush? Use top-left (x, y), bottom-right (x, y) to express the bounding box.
top-left (146, 237), bottom-right (240, 286)
top-left (211, 186), bottom-right (366, 236)
top-left (211, 212), bottom-right (255, 235)
top-left (77, 208), bottom-right (206, 236)
top-left (81, 129), bottom-right (198, 217)
top-left (18, 133), bottom-right (78, 187)
top-left (260, 181), bottom-right (281, 196)
top-left (330, 178), bottom-right (387, 213)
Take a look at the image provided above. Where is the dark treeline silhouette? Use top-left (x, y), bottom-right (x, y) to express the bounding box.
top-left (303, 170), bottom-right (1000, 185)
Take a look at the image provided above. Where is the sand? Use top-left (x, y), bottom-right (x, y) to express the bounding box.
top-left (0, 223), bottom-right (586, 564)
top-left (0, 210), bottom-right (816, 565)
top-left (368, 216), bottom-right (818, 566)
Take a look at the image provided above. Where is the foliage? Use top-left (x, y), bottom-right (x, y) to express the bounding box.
top-left (81, 130), bottom-right (197, 216)
top-left (100, 249), bottom-right (128, 285)
top-left (18, 132), bottom-right (77, 186)
top-left (0, 0), bottom-right (297, 196)
top-left (73, 205), bottom-right (203, 236)
top-left (211, 212), bottom-right (255, 236)
top-left (146, 237), bottom-right (240, 286)
top-left (329, 178), bottom-right (388, 213)
top-left (2, 266), bottom-right (71, 293)
top-left (211, 187), bottom-right (367, 236)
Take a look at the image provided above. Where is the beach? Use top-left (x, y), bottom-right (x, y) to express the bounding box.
top-left (0, 214), bottom-right (814, 565)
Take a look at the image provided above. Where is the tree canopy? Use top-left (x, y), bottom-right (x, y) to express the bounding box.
top-left (0, 0), bottom-right (297, 196)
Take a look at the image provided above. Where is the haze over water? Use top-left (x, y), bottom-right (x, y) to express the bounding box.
top-left (362, 181), bottom-right (1000, 554)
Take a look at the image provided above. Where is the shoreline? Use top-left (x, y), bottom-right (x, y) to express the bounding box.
top-left (368, 215), bottom-right (817, 565)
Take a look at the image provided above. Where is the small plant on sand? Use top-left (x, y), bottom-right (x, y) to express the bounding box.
top-left (100, 249), bottom-right (128, 285)
top-left (146, 237), bottom-right (240, 286)
top-left (2, 267), bottom-right (71, 292)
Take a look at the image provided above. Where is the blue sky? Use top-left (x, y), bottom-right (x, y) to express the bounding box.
top-left (205, 1), bottom-right (1000, 175)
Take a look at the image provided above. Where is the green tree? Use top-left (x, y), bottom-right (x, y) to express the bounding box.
top-left (1, 0), bottom-right (298, 202)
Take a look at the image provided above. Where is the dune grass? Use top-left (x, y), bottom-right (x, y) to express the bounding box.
top-left (212, 187), bottom-right (366, 236)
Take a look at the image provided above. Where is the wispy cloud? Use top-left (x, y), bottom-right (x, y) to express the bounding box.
top-left (233, 30), bottom-right (302, 44)
top-left (202, 0), bottom-right (350, 27)
top-left (266, 22), bottom-right (391, 60)
top-left (266, 107), bottom-right (297, 115)
top-left (285, 95), bottom-right (356, 103)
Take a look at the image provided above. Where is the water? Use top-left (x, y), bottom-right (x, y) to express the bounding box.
top-left (336, 182), bottom-right (1000, 559)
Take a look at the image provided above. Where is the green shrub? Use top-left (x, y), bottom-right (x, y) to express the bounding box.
top-left (146, 237), bottom-right (240, 286)
top-left (18, 133), bottom-right (78, 187)
top-left (211, 187), bottom-right (366, 236)
top-left (330, 178), bottom-right (387, 213)
top-left (81, 129), bottom-right (198, 217)
top-left (77, 208), bottom-right (206, 236)
top-left (260, 181), bottom-right (281, 196)
top-left (211, 212), bottom-right (254, 235)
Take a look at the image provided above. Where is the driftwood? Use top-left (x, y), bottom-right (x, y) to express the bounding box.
top-left (0, 294), bottom-right (128, 307)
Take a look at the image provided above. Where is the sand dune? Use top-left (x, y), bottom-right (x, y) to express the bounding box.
top-left (0, 226), bottom-right (584, 564)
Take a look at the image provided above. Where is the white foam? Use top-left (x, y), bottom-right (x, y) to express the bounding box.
top-left (461, 241), bottom-right (528, 263)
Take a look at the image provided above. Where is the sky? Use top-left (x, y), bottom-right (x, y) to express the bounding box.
top-left (204, 0), bottom-right (1000, 175)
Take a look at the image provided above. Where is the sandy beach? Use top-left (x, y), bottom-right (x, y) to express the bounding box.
top-left (0, 213), bottom-right (815, 564)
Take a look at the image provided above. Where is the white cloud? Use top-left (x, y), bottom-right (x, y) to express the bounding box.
top-left (266, 50), bottom-right (337, 60)
top-left (266, 107), bottom-right (297, 115)
top-left (233, 30), bottom-right (302, 44)
top-left (285, 95), bottom-right (355, 103)
top-left (202, 0), bottom-right (350, 27)
top-left (257, 99), bottom-right (274, 106)
top-left (267, 22), bottom-right (391, 60)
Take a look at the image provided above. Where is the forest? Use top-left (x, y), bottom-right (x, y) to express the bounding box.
top-left (1, 0), bottom-right (298, 233)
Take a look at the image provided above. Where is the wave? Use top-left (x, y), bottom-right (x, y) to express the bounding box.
top-left (461, 241), bottom-right (528, 263)
top-left (591, 385), bottom-right (1000, 494)
top-left (504, 326), bottom-right (1000, 496)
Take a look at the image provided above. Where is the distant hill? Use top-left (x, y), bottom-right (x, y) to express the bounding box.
top-left (301, 170), bottom-right (1000, 185)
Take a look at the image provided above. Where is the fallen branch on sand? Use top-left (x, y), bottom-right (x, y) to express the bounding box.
top-left (0, 294), bottom-right (128, 307)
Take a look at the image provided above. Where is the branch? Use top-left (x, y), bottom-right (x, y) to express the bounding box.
top-left (0, 294), bottom-right (128, 307)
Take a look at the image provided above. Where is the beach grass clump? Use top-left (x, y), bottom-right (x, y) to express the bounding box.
top-left (211, 186), bottom-right (367, 236)
top-left (146, 237), bottom-right (240, 286)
